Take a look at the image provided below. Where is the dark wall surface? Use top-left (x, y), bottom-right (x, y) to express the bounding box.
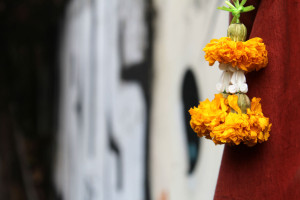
top-left (0, 1), bottom-right (68, 199)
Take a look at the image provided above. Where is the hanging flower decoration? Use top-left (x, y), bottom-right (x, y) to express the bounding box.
top-left (203, 37), bottom-right (268, 72)
top-left (189, 0), bottom-right (271, 146)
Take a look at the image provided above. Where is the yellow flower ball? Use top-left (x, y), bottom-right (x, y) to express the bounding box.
top-left (203, 37), bottom-right (268, 72)
top-left (189, 94), bottom-right (271, 146)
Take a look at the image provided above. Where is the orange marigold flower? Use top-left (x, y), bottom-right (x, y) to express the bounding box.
top-left (189, 94), bottom-right (271, 146)
top-left (189, 94), bottom-right (229, 139)
top-left (203, 37), bottom-right (268, 72)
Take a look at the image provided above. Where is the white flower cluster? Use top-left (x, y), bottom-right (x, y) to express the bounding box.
top-left (216, 63), bottom-right (248, 94)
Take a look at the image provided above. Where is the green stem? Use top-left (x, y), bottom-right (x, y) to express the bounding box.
top-left (218, 0), bottom-right (255, 24)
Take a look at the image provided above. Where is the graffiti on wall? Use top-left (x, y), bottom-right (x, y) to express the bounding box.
top-left (55, 0), bottom-right (228, 199)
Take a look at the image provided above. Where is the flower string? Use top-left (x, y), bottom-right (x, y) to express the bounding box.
top-left (189, 0), bottom-right (271, 146)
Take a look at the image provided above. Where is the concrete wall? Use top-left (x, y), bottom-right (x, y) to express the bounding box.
top-left (55, 0), bottom-right (228, 199)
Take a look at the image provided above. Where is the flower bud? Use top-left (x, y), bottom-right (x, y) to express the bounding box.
top-left (239, 83), bottom-right (248, 93)
top-left (228, 85), bottom-right (237, 94)
top-left (237, 93), bottom-right (251, 114)
top-left (227, 23), bottom-right (247, 42)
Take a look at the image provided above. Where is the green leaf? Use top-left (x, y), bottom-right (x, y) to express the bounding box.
top-left (242, 5), bottom-right (255, 12)
top-left (240, 0), bottom-right (247, 7)
top-left (217, 6), bottom-right (234, 12)
top-left (219, 0), bottom-right (255, 24)
top-left (225, 1), bottom-right (236, 9)
top-left (233, 0), bottom-right (240, 7)
top-left (231, 16), bottom-right (238, 24)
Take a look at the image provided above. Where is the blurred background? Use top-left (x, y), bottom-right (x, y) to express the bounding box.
top-left (0, 0), bottom-right (229, 199)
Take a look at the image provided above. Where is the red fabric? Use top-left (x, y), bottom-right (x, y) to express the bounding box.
top-left (214, 0), bottom-right (300, 199)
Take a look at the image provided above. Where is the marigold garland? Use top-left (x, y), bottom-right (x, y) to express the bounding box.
top-left (189, 0), bottom-right (271, 146)
top-left (189, 94), bottom-right (271, 146)
top-left (203, 37), bottom-right (268, 72)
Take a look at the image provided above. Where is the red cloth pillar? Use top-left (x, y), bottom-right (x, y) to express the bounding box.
top-left (214, 0), bottom-right (300, 199)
